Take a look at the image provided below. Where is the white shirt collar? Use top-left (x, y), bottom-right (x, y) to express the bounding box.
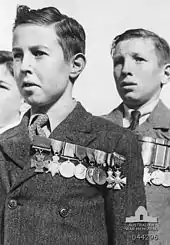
top-left (123, 98), bottom-right (159, 127)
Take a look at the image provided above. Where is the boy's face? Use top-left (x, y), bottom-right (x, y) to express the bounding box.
top-left (12, 24), bottom-right (71, 108)
top-left (113, 38), bottom-right (164, 108)
top-left (0, 64), bottom-right (22, 127)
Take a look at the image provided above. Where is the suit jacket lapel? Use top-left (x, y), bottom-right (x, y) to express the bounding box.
top-left (49, 102), bottom-right (97, 146)
top-left (7, 103), bottom-right (97, 191)
top-left (107, 103), bottom-right (124, 126)
top-left (0, 111), bottom-right (30, 169)
top-left (0, 112), bottom-right (36, 192)
top-left (145, 100), bottom-right (170, 139)
top-left (147, 100), bottom-right (170, 129)
top-left (7, 111), bottom-right (46, 191)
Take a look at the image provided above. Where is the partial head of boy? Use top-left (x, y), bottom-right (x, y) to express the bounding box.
top-left (0, 50), bottom-right (23, 127)
top-left (110, 28), bottom-right (170, 109)
top-left (12, 5), bottom-right (86, 109)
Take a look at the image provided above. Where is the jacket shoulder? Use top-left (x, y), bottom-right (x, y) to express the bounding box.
top-left (90, 114), bottom-right (129, 135)
top-left (102, 103), bottom-right (124, 124)
top-left (148, 100), bottom-right (170, 132)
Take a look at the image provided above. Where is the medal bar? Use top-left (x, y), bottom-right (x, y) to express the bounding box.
top-left (140, 136), bottom-right (170, 187)
top-left (30, 136), bottom-right (126, 189)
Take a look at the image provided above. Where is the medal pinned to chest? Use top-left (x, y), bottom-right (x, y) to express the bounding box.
top-left (141, 137), bottom-right (170, 187)
top-left (106, 153), bottom-right (126, 189)
top-left (150, 139), bottom-right (170, 187)
top-left (85, 149), bottom-right (126, 189)
top-left (50, 141), bottom-right (78, 178)
top-left (45, 140), bottom-right (64, 177)
top-left (90, 149), bottom-right (107, 185)
top-left (31, 135), bottom-right (52, 172)
top-left (74, 145), bottom-right (88, 180)
top-left (30, 136), bottom-right (127, 190)
top-left (59, 142), bottom-right (77, 178)
top-left (85, 148), bottom-right (96, 185)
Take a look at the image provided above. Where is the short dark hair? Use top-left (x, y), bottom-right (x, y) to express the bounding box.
top-left (13, 5), bottom-right (86, 61)
top-left (111, 28), bottom-right (170, 66)
top-left (0, 51), bottom-right (13, 76)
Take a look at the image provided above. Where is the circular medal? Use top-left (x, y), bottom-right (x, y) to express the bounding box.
top-left (86, 166), bottom-right (96, 184)
top-left (74, 163), bottom-right (87, 180)
top-left (59, 160), bottom-right (75, 178)
top-left (93, 167), bottom-right (107, 185)
top-left (151, 170), bottom-right (164, 186)
top-left (162, 172), bottom-right (170, 187)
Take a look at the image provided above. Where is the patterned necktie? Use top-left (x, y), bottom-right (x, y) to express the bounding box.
top-left (29, 114), bottom-right (49, 140)
top-left (128, 110), bottom-right (141, 130)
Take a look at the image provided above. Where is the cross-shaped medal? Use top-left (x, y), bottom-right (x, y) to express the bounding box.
top-left (31, 153), bottom-right (46, 172)
top-left (106, 169), bottom-right (126, 189)
top-left (46, 155), bottom-right (61, 177)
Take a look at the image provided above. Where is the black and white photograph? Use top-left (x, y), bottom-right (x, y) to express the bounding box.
top-left (0, 0), bottom-right (170, 244)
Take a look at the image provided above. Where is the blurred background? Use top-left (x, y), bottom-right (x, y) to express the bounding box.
top-left (1, 0), bottom-right (170, 115)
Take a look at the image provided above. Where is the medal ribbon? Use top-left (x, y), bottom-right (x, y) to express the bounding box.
top-left (86, 148), bottom-right (95, 164)
top-left (112, 152), bottom-right (126, 169)
top-left (75, 145), bottom-right (86, 160)
top-left (32, 135), bottom-right (51, 152)
top-left (94, 150), bottom-right (107, 166)
top-left (140, 136), bottom-right (170, 170)
top-left (51, 139), bottom-right (63, 154)
top-left (30, 136), bottom-right (127, 189)
top-left (62, 142), bottom-right (76, 158)
top-left (31, 136), bottom-right (126, 169)
top-left (154, 138), bottom-right (167, 169)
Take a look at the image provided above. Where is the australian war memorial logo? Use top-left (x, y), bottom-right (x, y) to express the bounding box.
top-left (125, 206), bottom-right (159, 242)
top-left (126, 206), bottom-right (158, 223)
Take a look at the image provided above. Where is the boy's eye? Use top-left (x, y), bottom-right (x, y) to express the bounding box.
top-left (0, 83), bottom-right (9, 90)
top-left (133, 55), bottom-right (146, 62)
top-left (33, 50), bottom-right (46, 57)
top-left (114, 56), bottom-right (124, 66)
top-left (13, 52), bottom-right (23, 59)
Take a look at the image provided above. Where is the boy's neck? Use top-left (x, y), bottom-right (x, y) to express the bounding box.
top-left (30, 87), bottom-right (77, 131)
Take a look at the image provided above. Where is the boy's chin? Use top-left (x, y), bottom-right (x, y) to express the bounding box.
top-left (124, 98), bottom-right (142, 109)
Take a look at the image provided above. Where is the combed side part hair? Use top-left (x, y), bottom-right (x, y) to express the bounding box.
top-left (13, 5), bottom-right (86, 61)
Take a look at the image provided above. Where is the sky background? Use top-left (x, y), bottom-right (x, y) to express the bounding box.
top-left (1, 0), bottom-right (170, 115)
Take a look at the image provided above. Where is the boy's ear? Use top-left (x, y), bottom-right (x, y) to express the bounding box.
top-left (69, 53), bottom-right (86, 81)
top-left (162, 63), bottom-right (170, 85)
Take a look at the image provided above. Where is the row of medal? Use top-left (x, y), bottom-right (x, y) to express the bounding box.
top-left (30, 135), bottom-right (127, 189)
top-left (31, 151), bottom-right (127, 189)
top-left (141, 137), bottom-right (170, 187)
top-left (144, 167), bottom-right (170, 187)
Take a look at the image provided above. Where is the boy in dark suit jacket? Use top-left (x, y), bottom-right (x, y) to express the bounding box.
top-left (104, 28), bottom-right (170, 244)
top-left (0, 7), bottom-right (145, 245)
